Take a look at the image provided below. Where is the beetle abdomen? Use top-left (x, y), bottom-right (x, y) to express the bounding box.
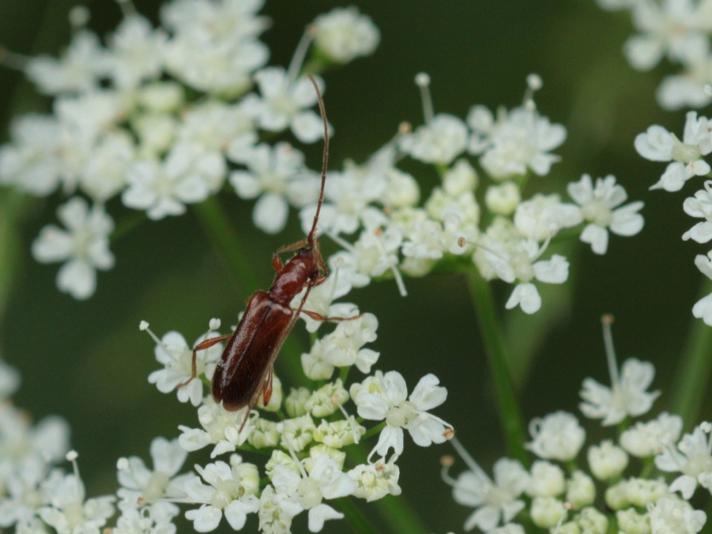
top-left (212, 291), bottom-right (293, 411)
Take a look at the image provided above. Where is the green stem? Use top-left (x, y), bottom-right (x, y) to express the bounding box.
top-left (333, 498), bottom-right (378, 534)
top-left (670, 280), bottom-right (712, 428)
top-left (362, 421), bottom-right (386, 440)
top-left (192, 197), bottom-right (305, 386)
top-left (465, 269), bottom-right (529, 464)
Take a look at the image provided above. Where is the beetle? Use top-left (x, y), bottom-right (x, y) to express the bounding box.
top-left (182, 76), bottom-right (350, 426)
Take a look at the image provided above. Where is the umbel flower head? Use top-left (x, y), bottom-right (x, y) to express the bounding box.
top-left (442, 316), bottom-right (710, 533)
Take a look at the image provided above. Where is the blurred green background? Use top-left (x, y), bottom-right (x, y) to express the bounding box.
top-left (0, 0), bottom-right (709, 532)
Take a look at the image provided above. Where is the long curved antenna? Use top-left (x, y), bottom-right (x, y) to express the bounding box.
top-left (307, 75), bottom-right (329, 244)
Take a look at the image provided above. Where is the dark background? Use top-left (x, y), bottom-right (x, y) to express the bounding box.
top-left (0, 1), bottom-right (707, 532)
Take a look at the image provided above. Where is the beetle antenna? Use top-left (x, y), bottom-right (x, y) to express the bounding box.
top-left (307, 75), bottom-right (329, 245)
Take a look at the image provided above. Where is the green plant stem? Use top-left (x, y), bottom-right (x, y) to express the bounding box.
top-left (333, 498), bottom-right (379, 534)
top-left (670, 280), bottom-right (712, 428)
top-left (465, 269), bottom-right (529, 464)
top-left (192, 197), bottom-right (305, 386)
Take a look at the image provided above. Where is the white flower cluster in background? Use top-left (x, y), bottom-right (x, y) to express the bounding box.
top-left (595, 0), bottom-right (712, 110)
top-left (295, 73), bottom-right (644, 315)
top-left (0, 0), bottom-right (379, 299)
top-left (441, 318), bottom-right (711, 533)
top-left (0, 358), bottom-right (120, 533)
top-left (635, 112), bottom-right (712, 326)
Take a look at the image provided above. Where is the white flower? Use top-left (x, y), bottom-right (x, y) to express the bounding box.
top-left (80, 131), bottom-right (135, 202)
top-left (313, 7), bottom-right (380, 63)
top-left (39, 471), bottom-right (115, 534)
top-left (230, 143), bottom-right (318, 234)
top-left (0, 115), bottom-right (63, 195)
top-left (474, 220), bottom-right (570, 314)
top-left (588, 440), bottom-right (629, 480)
top-left (26, 31), bottom-right (106, 95)
top-left (468, 104), bottom-right (566, 179)
top-left (513, 194), bottom-right (582, 242)
top-left (0, 405), bottom-right (70, 469)
top-left (649, 495), bottom-right (707, 534)
top-left (178, 397), bottom-right (253, 458)
top-left (147, 328), bottom-right (223, 407)
top-left (450, 458), bottom-right (528, 532)
top-left (693, 251), bottom-right (712, 325)
top-left (106, 15), bottom-right (166, 89)
top-left (566, 471), bottom-right (596, 508)
top-left (635, 112), bottom-right (712, 192)
top-left (258, 485), bottom-right (301, 534)
top-left (527, 411), bottom-right (585, 461)
top-left (31, 197), bottom-right (114, 300)
top-left (656, 422), bottom-right (712, 499)
top-left (620, 412), bottom-right (683, 458)
top-left (624, 0), bottom-right (707, 71)
top-left (301, 313), bottom-right (379, 380)
top-left (253, 68), bottom-right (328, 143)
top-left (117, 437), bottom-right (189, 509)
top-left (401, 114), bottom-right (468, 165)
top-left (113, 502), bottom-right (179, 534)
top-left (270, 448), bottom-right (356, 532)
top-left (163, 21), bottom-right (267, 95)
top-left (657, 54), bottom-right (712, 110)
top-left (567, 174), bottom-right (645, 254)
top-left (580, 358), bottom-right (659, 426)
top-left (122, 144), bottom-right (222, 219)
top-left (183, 455), bottom-right (260, 532)
top-left (683, 181), bottom-right (712, 243)
top-left (350, 371), bottom-right (452, 460)
top-left (348, 458), bottom-right (401, 502)
top-left (0, 456), bottom-right (51, 528)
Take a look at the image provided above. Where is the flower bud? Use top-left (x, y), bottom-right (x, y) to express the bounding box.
top-left (444, 159), bottom-right (477, 195)
top-left (527, 461), bottom-right (565, 497)
top-left (485, 182), bottom-right (520, 215)
top-left (306, 379), bottom-right (349, 417)
top-left (384, 169), bottom-right (420, 208)
top-left (588, 440), bottom-right (628, 480)
top-left (556, 523), bottom-right (580, 534)
top-left (576, 507), bottom-right (608, 534)
top-left (616, 508), bottom-right (650, 534)
top-left (531, 497), bottom-right (567, 528)
top-left (285, 387), bottom-right (311, 417)
top-left (279, 414), bottom-right (315, 452)
top-left (248, 418), bottom-right (280, 449)
top-left (313, 418), bottom-right (365, 448)
top-left (138, 82), bottom-right (185, 112)
top-left (566, 471), bottom-right (596, 508)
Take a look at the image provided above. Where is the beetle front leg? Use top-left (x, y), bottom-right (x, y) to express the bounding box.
top-left (177, 334), bottom-right (231, 388)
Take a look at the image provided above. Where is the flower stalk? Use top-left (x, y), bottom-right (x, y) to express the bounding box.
top-left (465, 269), bottom-right (529, 464)
top-left (670, 280), bottom-right (712, 428)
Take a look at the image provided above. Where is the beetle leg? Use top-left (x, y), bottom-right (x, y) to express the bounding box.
top-left (298, 309), bottom-right (361, 322)
top-left (272, 253), bottom-right (284, 272)
top-left (177, 334), bottom-right (231, 388)
top-left (262, 366), bottom-right (274, 407)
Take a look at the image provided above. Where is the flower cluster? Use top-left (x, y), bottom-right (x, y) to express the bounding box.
top-left (296, 73), bottom-right (644, 315)
top-left (129, 305), bottom-right (453, 533)
top-left (635, 112), bottom-right (712, 326)
top-left (595, 0), bottom-right (712, 110)
top-left (0, 0), bottom-right (379, 299)
top-left (0, 358), bottom-right (120, 533)
top-left (441, 317), bottom-right (711, 533)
